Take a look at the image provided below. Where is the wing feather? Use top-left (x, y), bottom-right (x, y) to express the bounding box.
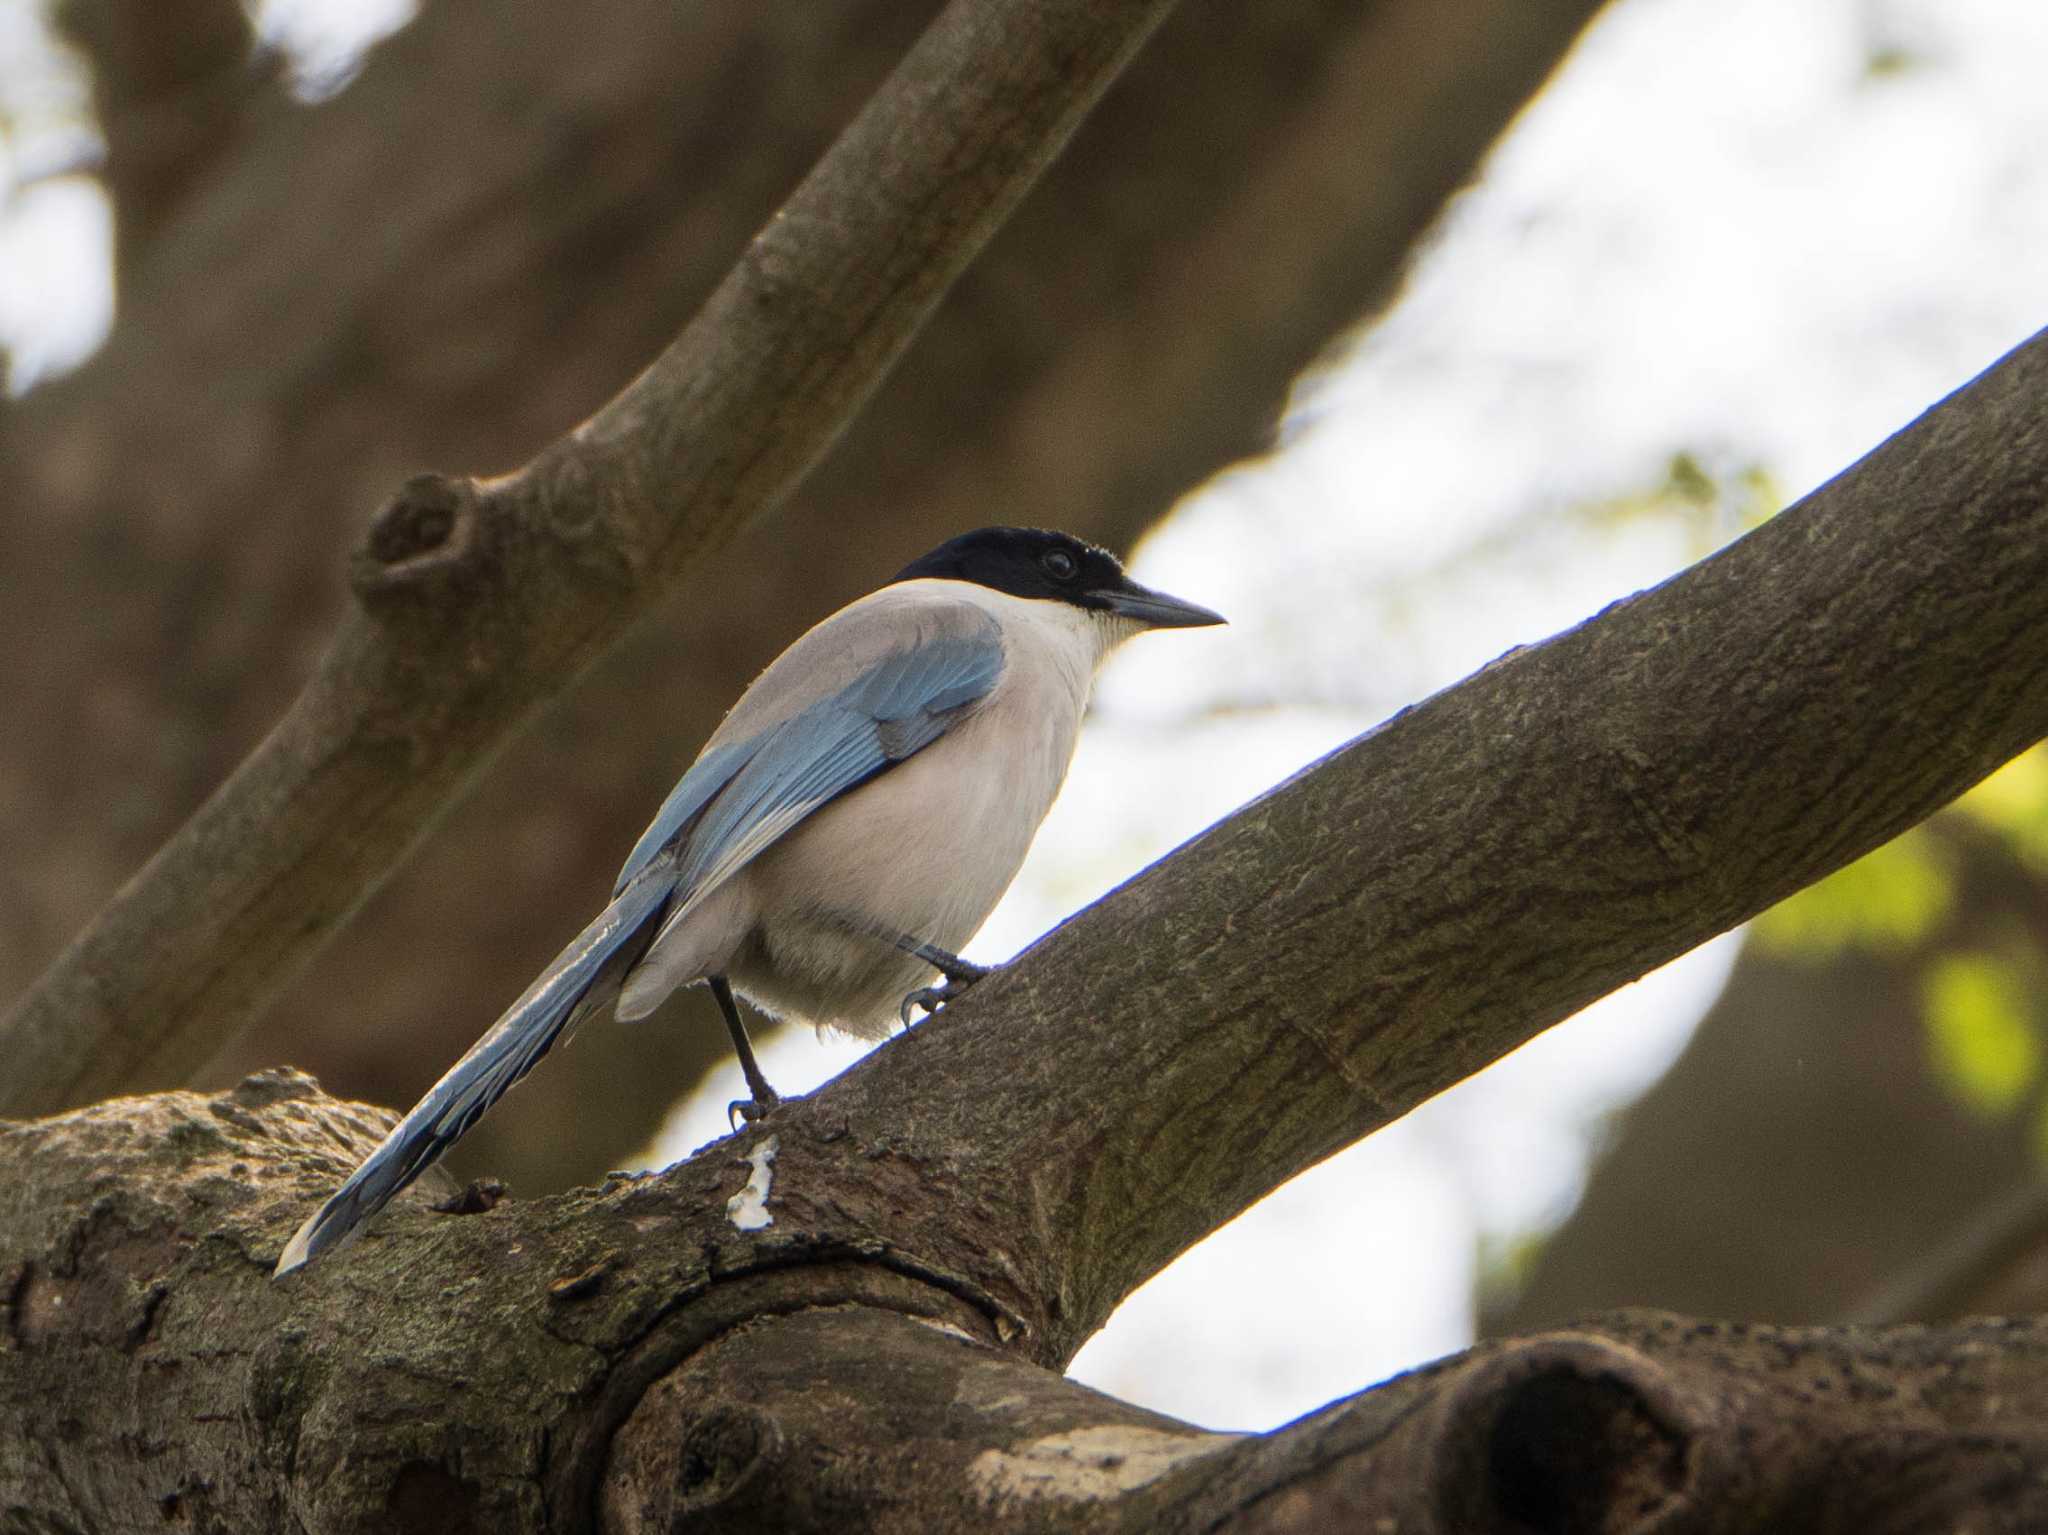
top-left (642, 617), bottom-right (1003, 943)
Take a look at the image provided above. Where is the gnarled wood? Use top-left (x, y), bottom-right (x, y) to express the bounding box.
top-left (8, 1077), bottom-right (2048, 1532)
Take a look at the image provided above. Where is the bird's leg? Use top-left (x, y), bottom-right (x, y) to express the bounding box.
top-left (710, 975), bottom-right (781, 1127)
top-left (891, 935), bottom-right (993, 1028)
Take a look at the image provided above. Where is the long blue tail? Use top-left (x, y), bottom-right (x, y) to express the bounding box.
top-left (274, 878), bottom-right (670, 1274)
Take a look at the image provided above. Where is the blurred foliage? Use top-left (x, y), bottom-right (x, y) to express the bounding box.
top-left (1951, 746), bottom-right (2048, 874)
top-left (1754, 748), bottom-right (2048, 962)
top-left (1750, 828), bottom-right (1955, 958)
top-left (1578, 450), bottom-right (1784, 560)
top-left (1366, 448), bottom-right (1785, 636)
top-left (1474, 1226), bottom-right (1550, 1326)
top-left (1754, 746), bottom-right (2048, 1151)
top-left (1920, 950), bottom-right (2039, 1120)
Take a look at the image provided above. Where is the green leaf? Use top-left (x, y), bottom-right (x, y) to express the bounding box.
top-left (1921, 952), bottom-right (2040, 1120)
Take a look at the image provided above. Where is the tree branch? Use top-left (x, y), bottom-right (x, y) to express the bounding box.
top-left (1846, 1180), bottom-right (2048, 1326)
top-left (0, 0), bottom-right (1183, 1118)
top-left (602, 1306), bottom-right (2048, 1532)
top-left (8, 1076), bottom-right (2048, 1530)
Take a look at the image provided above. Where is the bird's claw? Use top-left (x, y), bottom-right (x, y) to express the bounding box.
top-left (899, 986), bottom-right (943, 1028)
top-left (726, 1091), bottom-right (780, 1132)
top-left (899, 972), bottom-right (983, 1028)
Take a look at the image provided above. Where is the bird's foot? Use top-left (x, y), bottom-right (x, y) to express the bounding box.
top-left (726, 1086), bottom-right (781, 1132)
top-left (899, 967), bottom-right (986, 1028)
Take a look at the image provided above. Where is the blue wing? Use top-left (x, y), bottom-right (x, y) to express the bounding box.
top-left (617, 620), bottom-right (1005, 917)
top-left (611, 735), bottom-right (761, 898)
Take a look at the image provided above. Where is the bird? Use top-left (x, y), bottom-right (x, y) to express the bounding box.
top-left (274, 526), bottom-right (1224, 1274)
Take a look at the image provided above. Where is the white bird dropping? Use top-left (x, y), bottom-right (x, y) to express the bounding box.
top-left (726, 1135), bottom-right (780, 1231)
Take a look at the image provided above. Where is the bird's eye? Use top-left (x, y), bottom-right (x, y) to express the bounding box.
top-left (1042, 549), bottom-right (1077, 580)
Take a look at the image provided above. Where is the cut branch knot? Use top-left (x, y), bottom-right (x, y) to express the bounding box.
top-left (351, 473), bottom-right (482, 598)
top-left (1429, 1334), bottom-right (1707, 1534)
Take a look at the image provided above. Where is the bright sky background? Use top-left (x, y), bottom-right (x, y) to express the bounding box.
top-left (5, 0), bottom-right (2045, 1434)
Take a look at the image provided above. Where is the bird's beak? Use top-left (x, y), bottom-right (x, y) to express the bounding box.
top-left (1094, 579), bottom-right (1227, 629)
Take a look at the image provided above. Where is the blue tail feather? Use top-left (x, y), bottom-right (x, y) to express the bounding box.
top-left (273, 877), bottom-right (670, 1274)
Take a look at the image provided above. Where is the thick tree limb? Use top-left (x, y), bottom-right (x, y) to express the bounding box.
top-left (8, 1077), bottom-right (2048, 1531)
top-left (0, 0), bottom-right (1183, 1118)
top-left (0, 0), bottom-right (1609, 1191)
top-left (600, 1305), bottom-right (2048, 1533)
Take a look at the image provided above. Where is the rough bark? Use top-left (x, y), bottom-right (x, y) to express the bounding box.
top-left (8, 1073), bottom-right (2048, 1533)
top-left (6, 328), bottom-right (2048, 1529)
top-left (587, 1308), bottom-right (2048, 1534)
top-left (0, 0), bottom-right (1185, 1118)
top-left (0, 0), bottom-right (1610, 1192)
